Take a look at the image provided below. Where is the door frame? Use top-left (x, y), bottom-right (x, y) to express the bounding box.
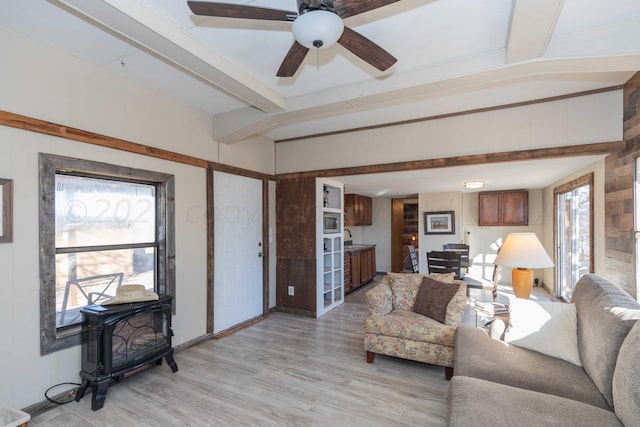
top-left (207, 163), bottom-right (271, 336)
top-left (391, 197), bottom-right (418, 272)
top-left (553, 172), bottom-right (594, 299)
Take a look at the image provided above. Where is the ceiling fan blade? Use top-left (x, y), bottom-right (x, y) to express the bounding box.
top-left (277, 42), bottom-right (309, 77)
top-left (338, 27), bottom-right (396, 72)
top-left (334, 0), bottom-right (400, 18)
top-left (187, 1), bottom-right (295, 21)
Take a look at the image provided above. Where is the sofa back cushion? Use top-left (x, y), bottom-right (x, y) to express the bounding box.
top-left (386, 272), bottom-right (455, 311)
top-left (612, 319), bottom-right (640, 426)
top-left (413, 277), bottom-right (461, 323)
top-left (571, 274), bottom-right (640, 407)
top-left (384, 272), bottom-right (466, 326)
top-left (504, 299), bottom-right (581, 366)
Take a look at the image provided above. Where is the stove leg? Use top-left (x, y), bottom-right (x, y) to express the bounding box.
top-left (90, 379), bottom-right (110, 411)
top-left (75, 379), bottom-right (90, 402)
top-left (165, 349), bottom-right (178, 373)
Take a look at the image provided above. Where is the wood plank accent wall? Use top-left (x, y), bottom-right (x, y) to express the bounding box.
top-left (604, 72), bottom-right (640, 297)
top-left (275, 177), bottom-right (317, 316)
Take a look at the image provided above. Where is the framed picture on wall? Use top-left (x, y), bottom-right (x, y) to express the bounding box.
top-left (0, 178), bottom-right (13, 243)
top-left (424, 211), bottom-right (455, 235)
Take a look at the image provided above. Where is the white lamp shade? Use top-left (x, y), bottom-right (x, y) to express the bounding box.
top-left (292, 10), bottom-right (344, 49)
top-left (494, 232), bottom-right (554, 269)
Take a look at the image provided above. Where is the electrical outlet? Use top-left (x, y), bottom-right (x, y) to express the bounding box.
top-left (288, 286), bottom-right (294, 296)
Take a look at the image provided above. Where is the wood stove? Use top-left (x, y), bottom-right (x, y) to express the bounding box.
top-left (75, 295), bottom-right (178, 410)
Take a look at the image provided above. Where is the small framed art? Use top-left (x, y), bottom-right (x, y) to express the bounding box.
top-left (424, 211), bottom-right (455, 235)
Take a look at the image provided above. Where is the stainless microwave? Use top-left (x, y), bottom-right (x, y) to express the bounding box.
top-left (323, 212), bottom-right (340, 234)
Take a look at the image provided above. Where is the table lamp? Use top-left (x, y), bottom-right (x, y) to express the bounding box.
top-left (493, 232), bottom-right (554, 299)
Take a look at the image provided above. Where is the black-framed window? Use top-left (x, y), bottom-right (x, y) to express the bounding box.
top-left (39, 154), bottom-right (175, 354)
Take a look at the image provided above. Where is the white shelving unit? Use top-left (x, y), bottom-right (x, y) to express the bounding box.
top-left (316, 178), bottom-right (344, 317)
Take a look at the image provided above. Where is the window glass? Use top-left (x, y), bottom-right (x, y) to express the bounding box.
top-left (55, 247), bottom-right (156, 328)
top-left (555, 174), bottom-right (592, 301)
top-left (39, 154), bottom-right (175, 354)
top-left (558, 186), bottom-right (590, 300)
top-left (55, 175), bottom-right (156, 247)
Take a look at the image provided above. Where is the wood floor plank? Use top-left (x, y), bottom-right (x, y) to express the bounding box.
top-left (30, 280), bottom-right (452, 426)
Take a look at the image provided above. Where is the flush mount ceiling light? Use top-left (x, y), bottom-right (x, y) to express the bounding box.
top-left (292, 10), bottom-right (344, 49)
top-left (464, 180), bottom-right (485, 189)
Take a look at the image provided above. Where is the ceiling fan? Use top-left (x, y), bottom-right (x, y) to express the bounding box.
top-left (187, 0), bottom-right (398, 77)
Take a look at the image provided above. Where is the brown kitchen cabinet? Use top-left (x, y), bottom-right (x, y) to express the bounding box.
top-left (344, 252), bottom-right (352, 293)
top-left (345, 194), bottom-right (372, 226)
top-left (344, 245), bottom-right (376, 293)
top-left (479, 190), bottom-right (528, 226)
top-left (349, 251), bottom-right (361, 292)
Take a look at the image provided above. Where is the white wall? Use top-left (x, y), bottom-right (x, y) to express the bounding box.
top-left (418, 192), bottom-right (463, 273)
top-left (0, 27), bottom-right (276, 409)
top-left (0, 128), bottom-right (208, 409)
top-left (276, 92), bottom-right (622, 174)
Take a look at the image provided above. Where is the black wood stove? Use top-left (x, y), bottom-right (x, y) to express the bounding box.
top-left (75, 295), bottom-right (178, 410)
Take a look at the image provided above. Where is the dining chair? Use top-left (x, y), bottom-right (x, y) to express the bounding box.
top-left (427, 250), bottom-right (462, 280)
top-left (443, 243), bottom-right (470, 270)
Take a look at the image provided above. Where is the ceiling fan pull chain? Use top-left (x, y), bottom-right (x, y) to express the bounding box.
top-left (317, 48), bottom-right (320, 72)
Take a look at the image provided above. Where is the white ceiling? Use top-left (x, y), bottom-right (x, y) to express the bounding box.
top-left (1, 0), bottom-right (639, 195)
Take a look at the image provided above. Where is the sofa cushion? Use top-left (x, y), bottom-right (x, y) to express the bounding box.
top-left (612, 319), bottom-right (640, 427)
top-left (571, 274), bottom-right (640, 407)
top-left (364, 333), bottom-right (455, 367)
top-left (386, 272), bottom-right (455, 311)
top-left (448, 376), bottom-right (623, 427)
top-left (454, 325), bottom-right (610, 409)
top-left (364, 309), bottom-right (457, 346)
top-left (504, 298), bottom-right (581, 366)
top-left (413, 277), bottom-right (460, 323)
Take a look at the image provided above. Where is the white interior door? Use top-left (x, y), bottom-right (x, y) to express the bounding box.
top-left (214, 171), bottom-right (263, 333)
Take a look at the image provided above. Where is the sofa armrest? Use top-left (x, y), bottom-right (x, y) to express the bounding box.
top-left (365, 282), bottom-right (393, 316)
top-left (445, 279), bottom-right (468, 326)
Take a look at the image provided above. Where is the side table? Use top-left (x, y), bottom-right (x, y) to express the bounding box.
top-left (474, 302), bottom-right (509, 328)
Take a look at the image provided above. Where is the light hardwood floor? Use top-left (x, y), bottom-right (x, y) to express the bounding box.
top-left (31, 279), bottom-right (452, 427)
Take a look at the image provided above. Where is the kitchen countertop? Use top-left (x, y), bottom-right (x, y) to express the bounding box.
top-left (344, 244), bottom-right (376, 252)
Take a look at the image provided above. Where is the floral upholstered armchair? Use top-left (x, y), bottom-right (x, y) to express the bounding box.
top-left (364, 272), bottom-right (467, 379)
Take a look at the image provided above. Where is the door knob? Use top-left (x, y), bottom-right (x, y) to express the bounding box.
top-left (258, 252), bottom-right (264, 257)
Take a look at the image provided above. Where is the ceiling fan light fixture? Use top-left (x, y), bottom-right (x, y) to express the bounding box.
top-left (464, 180), bottom-right (485, 189)
top-left (292, 10), bottom-right (344, 49)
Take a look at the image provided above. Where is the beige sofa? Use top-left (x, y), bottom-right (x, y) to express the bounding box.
top-left (364, 272), bottom-right (467, 379)
top-left (448, 274), bottom-right (640, 426)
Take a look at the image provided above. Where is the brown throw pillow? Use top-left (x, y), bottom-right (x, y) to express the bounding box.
top-left (413, 276), bottom-right (461, 323)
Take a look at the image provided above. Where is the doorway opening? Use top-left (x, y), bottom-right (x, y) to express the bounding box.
top-left (391, 197), bottom-right (419, 272)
